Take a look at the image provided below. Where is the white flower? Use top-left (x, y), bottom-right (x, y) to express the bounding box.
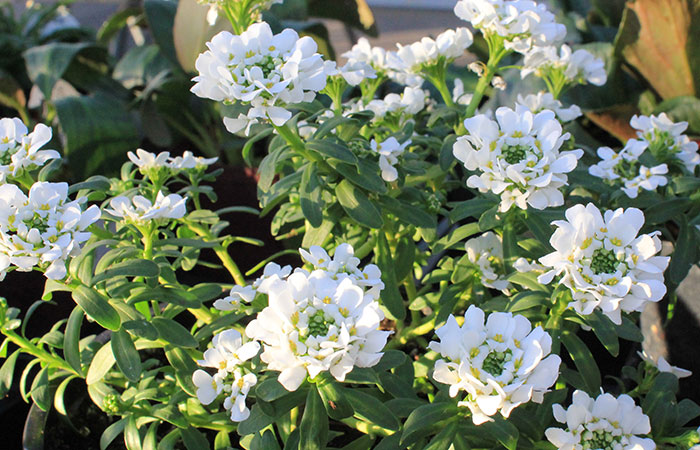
top-left (338, 60), bottom-right (376, 86)
top-left (0, 118), bottom-right (60, 181)
top-left (521, 44), bottom-right (607, 86)
top-left (638, 350), bottom-right (692, 378)
top-left (254, 261), bottom-right (293, 294)
top-left (491, 76), bottom-right (506, 90)
top-left (245, 244), bottom-right (391, 391)
top-left (169, 151), bottom-right (218, 170)
top-left (0, 182), bottom-right (99, 280)
top-left (193, 329), bottom-right (260, 422)
top-left (516, 92), bottom-right (582, 122)
top-left (453, 78), bottom-right (473, 106)
top-left (589, 140), bottom-right (669, 198)
top-left (392, 28), bottom-right (473, 75)
top-left (464, 232), bottom-right (511, 293)
top-left (630, 113), bottom-right (700, 172)
top-left (545, 390), bottom-right (655, 450)
top-left (370, 137), bottom-right (410, 182)
top-left (453, 105), bottom-right (583, 212)
top-left (538, 203), bottom-right (670, 325)
top-left (192, 22), bottom-right (336, 135)
top-left (106, 191), bottom-right (187, 223)
top-left (213, 285), bottom-right (257, 311)
top-left (429, 305), bottom-right (561, 425)
top-left (454, 0), bottom-right (566, 54)
top-left (364, 86), bottom-right (428, 122)
top-left (342, 37), bottom-right (393, 75)
top-left (127, 149), bottom-right (171, 170)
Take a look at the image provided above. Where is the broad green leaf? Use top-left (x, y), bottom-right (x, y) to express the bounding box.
top-left (152, 317), bottom-right (198, 348)
top-left (250, 429), bottom-right (281, 450)
top-left (377, 196), bottom-right (436, 229)
top-left (345, 389), bottom-right (400, 431)
top-left (299, 385), bottom-right (328, 450)
top-left (642, 373), bottom-right (679, 437)
top-left (439, 134), bottom-right (458, 171)
top-left (448, 198), bottom-right (495, 222)
top-left (72, 286), bottom-right (121, 331)
top-left (585, 310), bottom-right (620, 357)
top-left (335, 179), bottom-right (383, 228)
top-left (330, 160), bottom-right (387, 194)
top-left (433, 223), bottom-right (480, 253)
top-left (425, 420), bottom-right (458, 450)
top-left (181, 427), bottom-right (209, 450)
top-left (481, 416), bottom-right (519, 450)
top-left (316, 376), bottom-right (354, 420)
top-left (55, 93), bottom-right (140, 177)
top-left (144, 0), bottom-right (180, 68)
top-left (561, 331), bottom-right (601, 395)
top-left (668, 216), bottom-right (697, 288)
top-left (63, 307), bottom-right (84, 375)
top-left (92, 259), bottom-right (160, 285)
top-left (111, 329), bottom-right (142, 382)
top-left (113, 45), bottom-right (171, 89)
top-left (214, 431), bottom-right (232, 450)
top-left (256, 378), bottom-right (290, 402)
top-left (23, 42), bottom-right (96, 97)
top-left (0, 350), bottom-right (20, 397)
top-left (306, 139), bottom-right (358, 164)
top-left (644, 198), bottom-right (691, 225)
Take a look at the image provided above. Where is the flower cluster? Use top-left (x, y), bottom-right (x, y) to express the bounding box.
top-left (371, 137), bottom-right (411, 182)
top-left (454, 0), bottom-right (566, 54)
top-left (391, 28), bottom-right (473, 77)
top-left (0, 117), bottom-right (60, 182)
top-left (360, 86), bottom-right (428, 123)
top-left (0, 182), bottom-right (99, 280)
top-left (192, 22), bottom-right (336, 134)
top-left (630, 113), bottom-right (700, 173)
top-left (516, 92), bottom-right (582, 122)
top-left (545, 390), bottom-right (655, 450)
top-left (106, 191), bottom-right (187, 223)
top-left (192, 329), bottom-right (260, 422)
top-left (128, 149), bottom-right (218, 173)
top-left (521, 44), bottom-right (607, 87)
top-left (244, 244), bottom-right (390, 391)
top-left (464, 232), bottom-right (511, 293)
top-left (539, 203), bottom-right (670, 324)
top-left (430, 305), bottom-right (561, 425)
top-left (453, 105), bottom-right (583, 212)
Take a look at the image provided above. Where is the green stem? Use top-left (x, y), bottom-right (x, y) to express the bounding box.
top-left (427, 71), bottom-right (455, 107)
top-left (464, 40), bottom-right (510, 120)
top-left (0, 91), bottom-right (31, 125)
top-left (340, 416), bottom-right (394, 438)
top-left (273, 123), bottom-right (309, 156)
top-left (2, 329), bottom-right (77, 375)
top-left (188, 223), bottom-right (246, 286)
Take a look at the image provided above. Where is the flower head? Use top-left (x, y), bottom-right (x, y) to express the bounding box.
top-left (539, 203), bottom-right (670, 324)
top-left (391, 28), bottom-right (473, 76)
top-left (370, 137), bottom-right (411, 182)
top-left (453, 105), bottom-right (583, 212)
top-left (521, 44), bottom-right (607, 87)
top-left (638, 350), bottom-right (692, 379)
top-left (169, 151), bottom-right (218, 170)
top-left (454, 0), bottom-right (566, 54)
top-left (630, 113), bottom-right (700, 172)
top-left (192, 22), bottom-right (336, 135)
top-left (245, 244), bottom-right (390, 391)
top-left (0, 182), bottom-right (99, 280)
top-left (545, 390), bottom-right (655, 450)
top-left (516, 92), bottom-right (582, 122)
top-left (0, 118), bottom-right (60, 181)
top-left (106, 191), bottom-right (187, 223)
top-left (464, 232), bottom-right (511, 293)
top-left (429, 305), bottom-right (561, 424)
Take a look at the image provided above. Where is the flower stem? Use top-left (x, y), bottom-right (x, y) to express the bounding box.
top-left (464, 36), bottom-right (510, 120)
top-left (188, 222), bottom-right (246, 286)
top-left (2, 329), bottom-right (78, 376)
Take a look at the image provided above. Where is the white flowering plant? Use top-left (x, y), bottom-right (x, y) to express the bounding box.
top-left (1, 0), bottom-right (700, 449)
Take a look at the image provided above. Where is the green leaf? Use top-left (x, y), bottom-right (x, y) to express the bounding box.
top-left (376, 233), bottom-right (406, 321)
top-left (0, 350), bottom-right (20, 397)
top-left (300, 164), bottom-right (323, 228)
top-left (122, 320), bottom-right (159, 341)
top-left (251, 429), bottom-right (281, 450)
top-left (214, 430), bottom-right (232, 450)
top-left (23, 42), bottom-right (96, 97)
top-left (335, 179), bottom-right (383, 228)
top-left (144, 0), bottom-right (180, 68)
top-left (54, 93), bottom-right (140, 177)
top-left (425, 420), bottom-right (458, 450)
top-left (448, 198), bottom-right (495, 223)
top-left (481, 416), bottom-right (520, 450)
top-left (92, 259), bottom-right (160, 285)
top-left (377, 196), bottom-right (436, 229)
top-left (644, 198), bottom-right (691, 225)
top-left (181, 427), bottom-right (210, 450)
top-left (307, 0), bottom-right (377, 36)
top-left (401, 402), bottom-right (458, 447)
top-left (97, 7), bottom-right (142, 44)
top-left (164, 347), bottom-right (198, 396)
top-left (585, 310), bottom-right (620, 357)
top-left (561, 331), bottom-right (601, 396)
top-left (330, 159), bottom-right (387, 194)
top-left (345, 389), bottom-right (400, 431)
top-left (87, 342), bottom-right (117, 385)
top-left (617, 317), bottom-right (644, 342)
top-left (433, 223), bottom-right (480, 253)
top-left (478, 206), bottom-right (500, 232)
top-left (506, 291), bottom-right (550, 313)
top-left (100, 418), bottom-right (127, 450)
top-left (439, 134), bottom-right (458, 171)
top-left (113, 45), bottom-right (171, 89)
top-left (111, 329), bottom-right (142, 382)
top-left (30, 367), bottom-right (51, 411)
top-left (671, 176), bottom-right (700, 194)
top-left (152, 317), bottom-right (198, 348)
top-left (522, 210), bottom-right (554, 248)
top-left (256, 378), bottom-right (290, 402)
top-left (299, 385), bottom-right (328, 450)
top-left (668, 215), bottom-right (697, 288)
top-left (642, 373), bottom-right (679, 437)
top-left (316, 376), bottom-right (354, 420)
top-left (306, 139), bottom-right (358, 164)
top-left (72, 286), bottom-right (121, 331)
top-left (64, 307), bottom-right (84, 375)
top-left (656, 96), bottom-right (700, 134)
top-left (507, 272), bottom-right (548, 292)
top-left (258, 145), bottom-right (287, 193)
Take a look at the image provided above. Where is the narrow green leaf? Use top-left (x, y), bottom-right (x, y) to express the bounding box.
top-left (92, 259), bottom-right (160, 285)
top-left (214, 431), bottom-right (232, 450)
top-left (251, 429), bottom-right (282, 450)
top-left (561, 331), bottom-right (601, 395)
top-left (481, 416), bottom-right (519, 450)
top-left (72, 286), bottom-right (121, 331)
top-left (181, 427), bottom-right (209, 450)
top-left (424, 419), bottom-right (458, 450)
top-left (439, 134), bottom-right (458, 171)
top-left (644, 198), bottom-right (691, 225)
top-left (377, 196), bottom-right (436, 229)
top-left (330, 159), bottom-right (387, 193)
top-left (585, 310), bottom-right (620, 357)
top-left (124, 415), bottom-right (142, 450)
top-left (54, 375), bottom-right (77, 416)
top-left (23, 42), bottom-right (96, 97)
top-left (376, 233), bottom-right (406, 321)
top-left (306, 139), bottom-right (358, 164)
top-left (335, 179), bottom-right (383, 228)
top-left (64, 307), bottom-right (84, 375)
top-left (100, 418), bottom-right (127, 450)
top-left (152, 317), bottom-right (198, 348)
top-left (87, 342), bottom-right (117, 385)
top-left (300, 164), bottom-right (323, 228)
top-left (299, 385), bottom-right (328, 450)
top-left (668, 216), bottom-right (697, 287)
top-left (111, 329), bottom-right (142, 382)
top-left (316, 376), bottom-right (354, 420)
top-left (448, 198), bottom-right (495, 223)
top-left (256, 378), bottom-right (292, 402)
top-left (0, 350), bottom-right (20, 397)
top-left (30, 367), bottom-right (51, 411)
top-left (164, 346), bottom-right (198, 396)
top-left (401, 402), bottom-right (458, 446)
